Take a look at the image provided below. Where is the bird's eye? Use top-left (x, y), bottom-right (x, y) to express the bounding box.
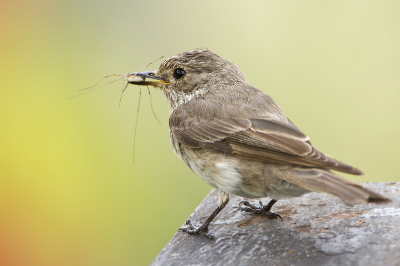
top-left (173, 68), bottom-right (186, 79)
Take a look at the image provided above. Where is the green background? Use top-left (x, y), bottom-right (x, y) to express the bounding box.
top-left (1, 1), bottom-right (399, 265)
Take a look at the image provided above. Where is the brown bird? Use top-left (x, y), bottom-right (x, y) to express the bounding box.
top-left (128, 49), bottom-right (390, 238)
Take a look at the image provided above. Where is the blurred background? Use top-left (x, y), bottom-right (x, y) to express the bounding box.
top-left (1, 0), bottom-right (399, 265)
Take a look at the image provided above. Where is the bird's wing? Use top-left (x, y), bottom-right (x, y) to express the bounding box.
top-left (169, 99), bottom-right (363, 175)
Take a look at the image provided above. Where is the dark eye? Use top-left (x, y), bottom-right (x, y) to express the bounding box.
top-left (173, 68), bottom-right (186, 79)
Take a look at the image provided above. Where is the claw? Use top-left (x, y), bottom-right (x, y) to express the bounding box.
top-left (238, 199), bottom-right (283, 220)
top-left (184, 219), bottom-right (195, 230)
top-left (178, 191), bottom-right (229, 239)
top-left (239, 200), bottom-right (257, 209)
top-left (179, 219), bottom-right (215, 239)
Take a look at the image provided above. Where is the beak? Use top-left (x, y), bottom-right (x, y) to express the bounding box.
top-left (127, 71), bottom-right (169, 86)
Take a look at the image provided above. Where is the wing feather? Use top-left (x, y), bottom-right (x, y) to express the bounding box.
top-left (169, 99), bottom-right (363, 175)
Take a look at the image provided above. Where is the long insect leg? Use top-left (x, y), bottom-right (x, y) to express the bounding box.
top-left (147, 86), bottom-right (160, 124)
top-left (70, 74), bottom-right (125, 100)
top-left (132, 88), bottom-right (142, 163)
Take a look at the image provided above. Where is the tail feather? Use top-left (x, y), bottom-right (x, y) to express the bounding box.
top-left (285, 168), bottom-right (391, 205)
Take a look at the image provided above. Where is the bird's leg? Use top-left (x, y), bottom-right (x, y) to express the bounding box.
top-left (238, 199), bottom-right (283, 220)
top-left (179, 191), bottom-right (229, 239)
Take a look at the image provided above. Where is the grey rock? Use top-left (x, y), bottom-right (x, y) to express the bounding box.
top-left (151, 182), bottom-right (400, 266)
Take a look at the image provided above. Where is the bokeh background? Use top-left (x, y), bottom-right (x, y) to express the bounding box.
top-left (1, 0), bottom-right (399, 265)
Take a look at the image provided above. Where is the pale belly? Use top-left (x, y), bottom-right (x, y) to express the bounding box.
top-left (169, 132), bottom-right (309, 199)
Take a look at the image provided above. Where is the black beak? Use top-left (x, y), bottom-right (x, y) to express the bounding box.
top-left (127, 71), bottom-right (169, 86)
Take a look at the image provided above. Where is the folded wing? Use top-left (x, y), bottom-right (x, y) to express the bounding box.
top-left (170, 99), bottom-right (363, 175)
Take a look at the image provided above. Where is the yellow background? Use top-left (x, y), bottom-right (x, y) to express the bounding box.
top-left (1, 1), bottom-right (399, 265)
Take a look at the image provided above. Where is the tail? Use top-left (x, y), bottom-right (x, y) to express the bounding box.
top-left (283, 167), bottom-right (391, 205)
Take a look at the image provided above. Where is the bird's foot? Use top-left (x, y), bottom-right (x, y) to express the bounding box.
top-left (238, 200), bottom-right (283, 220)
top-left (179, 219), bottom-right (215, 239)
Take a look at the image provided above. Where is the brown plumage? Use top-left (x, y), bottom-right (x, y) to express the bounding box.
top-left (170, 103), bottom-right (363, 175)
top-left (128, 49), bottom-right (391, 238)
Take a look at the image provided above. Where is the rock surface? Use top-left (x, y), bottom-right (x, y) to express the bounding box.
top-left (151, 182), bottom-right (400, 266)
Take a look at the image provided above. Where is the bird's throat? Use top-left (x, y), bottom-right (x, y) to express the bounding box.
top-left (162, 87), bottom-right (206, 109)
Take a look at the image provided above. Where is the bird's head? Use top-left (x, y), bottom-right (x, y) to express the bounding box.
top-left (128, 49), bottom-right (247, 108)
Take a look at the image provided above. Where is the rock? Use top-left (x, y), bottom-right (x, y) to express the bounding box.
top-left (151, 182), bottom-right (400, 266)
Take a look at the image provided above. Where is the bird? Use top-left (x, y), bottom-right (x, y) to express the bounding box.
top-left (127, 49), bottom-right (391, 238)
